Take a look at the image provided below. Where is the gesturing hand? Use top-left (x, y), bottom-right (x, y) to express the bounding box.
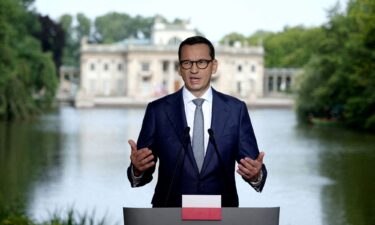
top-left (237, 152), bottom-right (265, 182)
top-left (129, 139), bottom-right (155, 177)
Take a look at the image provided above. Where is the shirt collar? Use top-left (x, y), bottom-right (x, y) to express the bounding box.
top-left (182, 86), bottom-right (213, 104)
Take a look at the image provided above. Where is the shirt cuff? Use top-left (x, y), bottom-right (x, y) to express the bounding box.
top-left (131, 165), bottom-right (144, 187)
top-left (249, 169), bottom-right (263, 192)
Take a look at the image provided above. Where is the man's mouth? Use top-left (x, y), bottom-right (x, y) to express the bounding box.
top-left (190, 77), bottom-right (200, 82)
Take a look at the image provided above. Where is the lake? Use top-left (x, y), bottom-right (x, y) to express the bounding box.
top-left (0, 106), bottom-right (374, 225)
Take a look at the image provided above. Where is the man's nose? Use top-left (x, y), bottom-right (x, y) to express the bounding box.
top-left (190, 62), bottom-right (199, 73)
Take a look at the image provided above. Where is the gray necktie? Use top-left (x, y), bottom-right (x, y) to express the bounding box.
top-left (192, 98), bottom-right (205, 172)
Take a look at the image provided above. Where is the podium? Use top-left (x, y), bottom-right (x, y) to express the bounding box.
top-left (123, 207), bottom-right (280, 225)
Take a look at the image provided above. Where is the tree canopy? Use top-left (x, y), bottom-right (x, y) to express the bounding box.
top-left (296, 0), bottom-right (375, 131)
top-left (0, 0), bottom-right (58, 120)
top-left (219, 0), bottom-right (375, 131)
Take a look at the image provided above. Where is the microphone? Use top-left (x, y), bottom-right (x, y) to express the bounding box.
top-left (207, 129), bottom-right (228, 173)
top-left (207, 129), bottom-right (233, 197)
top-left (164, 127), bottom-right (190, 206)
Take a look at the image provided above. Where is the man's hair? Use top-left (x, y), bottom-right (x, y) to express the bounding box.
top-left (178, 36), bottom-right (215, 60)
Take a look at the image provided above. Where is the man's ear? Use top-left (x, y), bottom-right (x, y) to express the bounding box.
top-left (212, 59), bottom-right (218, 74)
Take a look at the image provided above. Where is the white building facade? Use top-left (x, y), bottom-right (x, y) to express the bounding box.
top-left (76, 19), bottom-right (265, 107)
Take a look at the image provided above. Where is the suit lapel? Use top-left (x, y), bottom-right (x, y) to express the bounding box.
top-left (164, 89), bottom-right (187, 138)
top-left (164, 89), bottom-right (200, 174)
top-left (200, 89), bottom-right (231, 175)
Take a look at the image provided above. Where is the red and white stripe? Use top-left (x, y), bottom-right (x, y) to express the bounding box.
top-left (181, 195), bottom-right (222, 220)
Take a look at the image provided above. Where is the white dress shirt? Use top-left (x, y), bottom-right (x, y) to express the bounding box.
top-left (182, 86), bottom-right (212, 155)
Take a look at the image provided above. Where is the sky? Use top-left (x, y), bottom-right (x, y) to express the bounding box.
top-left (33, 0), bottom-right (348, 42)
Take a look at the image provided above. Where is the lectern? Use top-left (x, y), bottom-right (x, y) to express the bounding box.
top-left (123, 207), bottom-right (280, 225)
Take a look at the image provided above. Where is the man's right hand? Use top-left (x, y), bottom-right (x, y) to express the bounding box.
top-left (129, 139), bottom-right (155, 177)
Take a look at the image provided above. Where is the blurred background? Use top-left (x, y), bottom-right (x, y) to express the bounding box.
top-left (1, 0), bottom-right (374, 225)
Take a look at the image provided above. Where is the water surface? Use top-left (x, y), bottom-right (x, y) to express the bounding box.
top-left (0, 106), bottom-right (374, 225)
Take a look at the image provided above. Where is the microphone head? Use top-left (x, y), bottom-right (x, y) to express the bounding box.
top-left (207, 128), bottom-right (214, 136)
top-left (185, 127), bottom-right (190, 133)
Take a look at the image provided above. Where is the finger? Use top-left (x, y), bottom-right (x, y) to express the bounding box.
top-left (237, 164), bottom-right (258, 180)
top-left (240, 158), bottom-right (258, 170)
top-left (238, 163), bottom-right (258, 176)
top-left (128, 139), bottom-right (137, 153)
top-left (139, 153), bottom-right (154, 165)
top-left (236, 168), bottom-right (251, 180)
top-left (132, 153), bottom-right (154, 170)
top-left (135, 149), bottom-right (153, 161)
top-left (138, 161), bottom-right (156, 171)
top-left (257, 152), bottom-right (265, 163)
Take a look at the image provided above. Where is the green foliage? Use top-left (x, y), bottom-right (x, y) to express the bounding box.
top-left (42, 209), bottom-right (106, 225)
top-left (246, 30), bottom-right (273, 46)
top-left (0, 196), bottom-right (33, 225)
top-left (219, 26), bottom-right (324, 68)
top-left (220, 32), bottom-right (247, 46)
top-left (263, 26), bottom-right (325, 67)
top-left (94, 12), bottom-right (154, 43)
top-left (296, 0), bottom-right (375, 131)
top-left (58, 13), bottom-right (90, 66)
top-left (0, 0), bottom-right (58, 121)
top-left (34, 15), bottom-right (65, 70)
top-left (0, 204), bottom-right (106, 225)
top-left (60, 12), bottom-right (155, 65)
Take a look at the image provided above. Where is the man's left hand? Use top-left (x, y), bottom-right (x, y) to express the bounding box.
top-left (237, 152), bottom-right (265, 182)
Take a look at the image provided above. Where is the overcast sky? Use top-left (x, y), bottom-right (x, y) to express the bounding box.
top-left (34, 0), bottom-right (348, 42)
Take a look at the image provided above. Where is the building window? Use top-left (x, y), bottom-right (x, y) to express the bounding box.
top-left (162, 61), bottom-right (169, 72)
top-left (118, 63), bottom-right (123, 71)
top-left (268, 77), bottom-right (274, 92)
top-left (237, 65), bottom-right (242, 72)
top-left (90, 63), bottom-right (95, 71)
top-left (277, 76), bottom-right (282, 91)
top-left (286, 76), bottom-right (291, 91)
top-left (89, 79), bottom-right (96, 93)
top-left (104, 63), bottom-right (109, 71)
top-left (251, 65), bottom-right (256, 72)
top-left (174, 61), bottom-right (179, 71)
top-left (237, 82), bottom-right (241, 94)
top-left (103, 80), bottom-right (111, 96)
top-left (141, 62), bottom-right (150, 71)
top-left (117, 79), bottom-right (124, 95)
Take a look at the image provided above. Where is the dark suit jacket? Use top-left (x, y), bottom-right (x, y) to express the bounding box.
top-left (127, 88), bottom-right (267, 207)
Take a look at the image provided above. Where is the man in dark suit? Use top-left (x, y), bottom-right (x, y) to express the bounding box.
top-left (127, 36), bottom-right (267, 207)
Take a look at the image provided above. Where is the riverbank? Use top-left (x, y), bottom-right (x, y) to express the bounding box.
top-left (59, 96), bottom-right (294, 108)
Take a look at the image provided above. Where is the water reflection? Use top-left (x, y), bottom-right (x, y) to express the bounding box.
top-left (298, 126), bottom-right (375, 225)
top-left (0, 112), bottom-right (62, 212)
top-left (1, 106), bottom-right (374, 225)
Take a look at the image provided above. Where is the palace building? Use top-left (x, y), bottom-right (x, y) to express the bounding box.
top-left (60, 18), bottom-right (296, 107)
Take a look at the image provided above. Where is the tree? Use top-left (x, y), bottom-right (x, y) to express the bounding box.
top-left (94, 12), bottom-right (154, 43)
top-left (246, 30), bottom-right (273, 46)
top-left (0, 0), bottom-right (57, 120)
top-left (94, 12), bottom-right (133, 43)
top-left (296, 0), bottom-right (375, 131)
top-left (220, 32), bottom-right (247, 46)
top-left (76, 13), bottom-right (91, 41)
top-left (263, 26), bottom-right (325, 67)
top-left (34, 15), bottom-right (65, 70)
top-left (59, 13), bottom-right (91, 66)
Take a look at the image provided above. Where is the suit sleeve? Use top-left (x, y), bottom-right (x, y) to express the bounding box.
top-left (237, 101), bottom-right (267, 192)
top-left (127, 103), bottom-right (158, 187)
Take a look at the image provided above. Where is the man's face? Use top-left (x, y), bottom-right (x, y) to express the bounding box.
top-left (178, 44), bottom-right (218, 97)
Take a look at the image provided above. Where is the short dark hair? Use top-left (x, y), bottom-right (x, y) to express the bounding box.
top-left (178, 36), bottom-right (215, 60)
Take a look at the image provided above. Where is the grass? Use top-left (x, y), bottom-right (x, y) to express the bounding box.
top-left (0, 205), bottom-right (107, 225)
